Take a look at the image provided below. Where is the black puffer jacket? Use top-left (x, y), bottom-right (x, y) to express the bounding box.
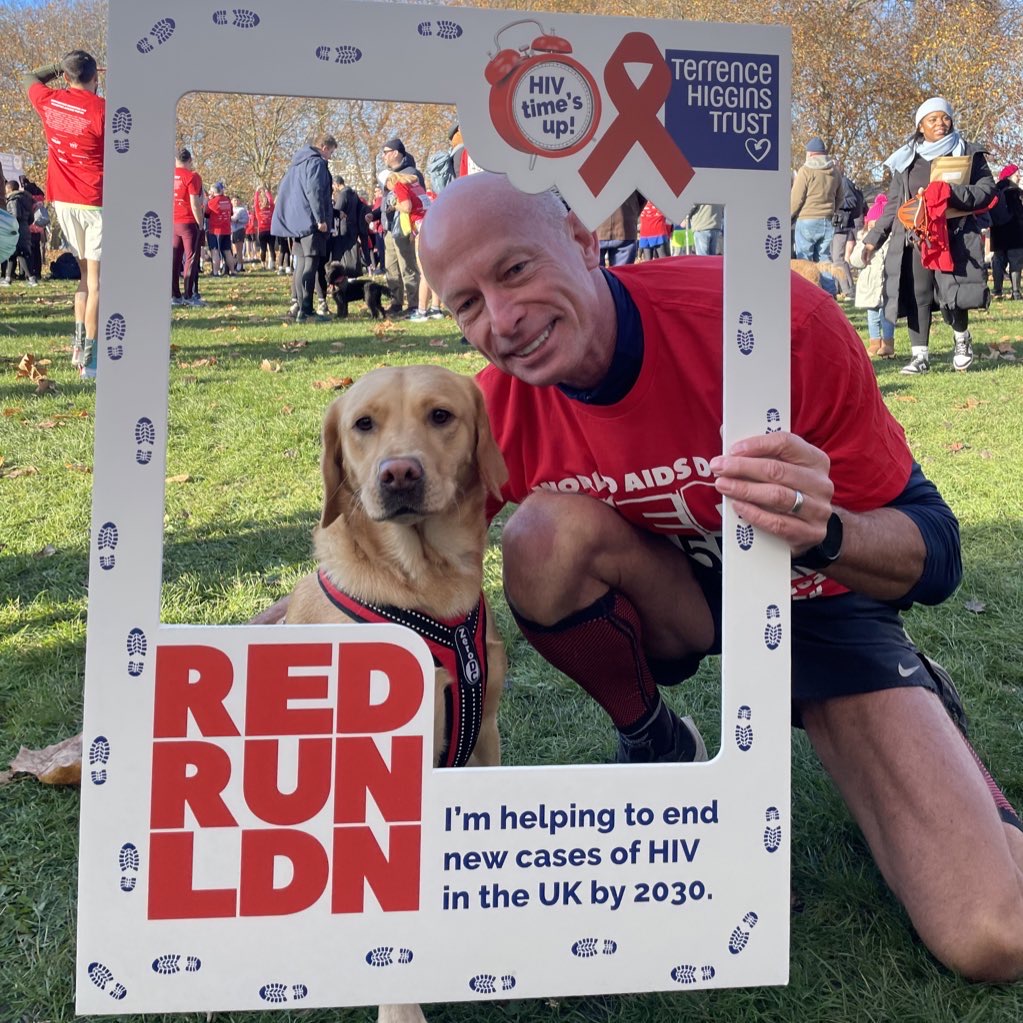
top-left (864, 142), bottom-right (995, 324)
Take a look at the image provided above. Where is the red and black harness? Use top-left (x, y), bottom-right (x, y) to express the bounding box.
top-left (317, 569), bottom-right (489, 768)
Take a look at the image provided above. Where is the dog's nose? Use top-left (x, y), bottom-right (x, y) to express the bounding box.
top-left (378, 457), bottom-right (424, 493)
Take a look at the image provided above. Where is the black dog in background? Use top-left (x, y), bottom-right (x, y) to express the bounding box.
top-left (324, 261), bottom-right (389, 319)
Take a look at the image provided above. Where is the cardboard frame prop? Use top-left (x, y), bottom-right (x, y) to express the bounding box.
top-left (78, 1), bottom-right (793, 1013)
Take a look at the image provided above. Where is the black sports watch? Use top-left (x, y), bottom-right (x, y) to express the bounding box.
top-left (793, 512), bottom-right (843, 571)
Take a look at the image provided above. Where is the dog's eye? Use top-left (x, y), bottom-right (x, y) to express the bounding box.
top-left (353, 416), bottom-right (373, 432)
top-left (430, 408), bottom-right (453, 426)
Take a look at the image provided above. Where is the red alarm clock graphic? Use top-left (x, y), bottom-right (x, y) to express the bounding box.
top-left (486, 19), bottom-right (601, 161)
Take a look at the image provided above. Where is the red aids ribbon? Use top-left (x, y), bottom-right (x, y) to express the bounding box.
top-left (579, 32), bottom-right (694, 198)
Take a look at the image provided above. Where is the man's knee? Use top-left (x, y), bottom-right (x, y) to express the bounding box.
top-left (934, 906), bottom-right (1023, 982)
top-left (502, 493), bottom-right (623, 618)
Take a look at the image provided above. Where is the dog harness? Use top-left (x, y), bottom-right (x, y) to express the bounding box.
top-left (316, 570), bottom-right (489, 768)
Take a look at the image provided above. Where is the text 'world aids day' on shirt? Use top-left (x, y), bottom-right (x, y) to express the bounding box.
top-left (477, 257), bottom-right (913, 600)
top-left (28, 82), bottom-right (104, 206)
top-left (173, 168), bottom-right (203, 225)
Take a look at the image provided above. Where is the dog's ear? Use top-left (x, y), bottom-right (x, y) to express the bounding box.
top-left (470, 380), bottom-right (508, 501)
top-left (320, 396), bottom-right (347, 528)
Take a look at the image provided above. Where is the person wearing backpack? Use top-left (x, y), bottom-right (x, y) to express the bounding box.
top-left (989, 164), bottom-right (1023, 300)
top-left (371, 138), bottom-right (424, 316)
top-left (831, 169), bottom-right (864, 300)
top-left (2, 179), bottom-right (37, 286)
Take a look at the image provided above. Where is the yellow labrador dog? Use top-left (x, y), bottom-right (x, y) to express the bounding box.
top-left (288, 364), bottom-right (508, 766)
top-left (287, 365), bottom-right (508, 1023)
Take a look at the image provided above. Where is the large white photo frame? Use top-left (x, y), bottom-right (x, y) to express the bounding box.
top-left (78, 1), bottom-right (793, 1013)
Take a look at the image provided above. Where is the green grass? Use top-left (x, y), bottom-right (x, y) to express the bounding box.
top-left (1, 269), bottom-right (1022, 1022)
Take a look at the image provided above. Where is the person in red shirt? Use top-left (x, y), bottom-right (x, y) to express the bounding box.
top-left (415, 173), bottom-right (1023, 983)
top-left (388, 171), bottom-right (444, 321)
top-left (638, 200), bottom-right (671, 260)
top-left (205, 182), bottom-right (235, 276)
top-left (172, 149), bottom-right (205, 306)
top-left (251, 186), bottom-right (277, 269)
top-left (23, 50), bottom-right (104, 377)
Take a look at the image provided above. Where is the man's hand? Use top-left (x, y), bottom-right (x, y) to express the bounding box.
top-left (709, 431), bottom-right (833, 556)
top-left (317, 221), bottom-right (329, 233)
top-left (861, 242), bottom-right (875, 264)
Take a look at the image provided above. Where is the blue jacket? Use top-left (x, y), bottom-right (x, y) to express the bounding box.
top-left (271, 145), bottom-right (333, 238)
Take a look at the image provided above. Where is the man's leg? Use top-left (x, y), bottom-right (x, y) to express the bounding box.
top-left (383, 232), bottom-right (404, 311)
top-left (502, 492), bottom-right (716, 762)
top-left (800, 688), bottom-right (1023, 981)
top-left (394, 232), bottom-right (420, 311)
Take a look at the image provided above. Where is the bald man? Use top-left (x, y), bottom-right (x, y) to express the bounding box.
top-left (416, 173), bottom-right (1023, 982)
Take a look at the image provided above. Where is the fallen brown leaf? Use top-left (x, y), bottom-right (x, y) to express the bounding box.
top-left (260, 359), bottom-right (282, 373)
top-left (36, 543), bottom-right (57, 557)
top-left (35, 378), bottom-right (56, 395)
top-left (9, 734), bottom-right (82, 785)
top-left (2, 465), bottom-right (39, 478)
top-left (429, 339), bottom-right (448, 347)
top-left (964, 598), bottom-right (986, 614)
top-left (946, 441), bottom-right (969, 453)
top-left (281, 405), bottom-right (294, 414)
top-left (893, 394), bottom-right (918, 403)
top-left (65, 462), bottom-right (92, 473)
top-left (2, 406), bottom-right (23, 416)
top-left (312, 377), bottom-right (352, 390)
top-left (166, 473), bottom-right (192, 483)
top-left (281, 339), bottom-right (308, 351)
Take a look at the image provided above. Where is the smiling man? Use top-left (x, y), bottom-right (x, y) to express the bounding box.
top-left (417, 172), bottom-right (1023, 983)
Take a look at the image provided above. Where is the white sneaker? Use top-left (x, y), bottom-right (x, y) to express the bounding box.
top-left (952, 332), bottom-right (974, 372)
top-left (900, 353), bottom-right (930, 375)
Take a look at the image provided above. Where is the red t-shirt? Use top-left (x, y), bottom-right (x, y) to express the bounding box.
top-left (477, 258), bottom-right (913, 601)
top-left (28, 82), bottom-right (104, 206)
top-left (173, 167), bottom-right (202, 225)
top-left (252, 190), bottom-right (274, 231)
top-left (639, 201), bottom-right (670, 239)
top-left (206, 194), bottom-right (233, 234)
top-left (392, 179), bottom-right (429, 232)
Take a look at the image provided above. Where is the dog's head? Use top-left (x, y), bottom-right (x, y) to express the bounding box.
top-left (324, 260), bottom-right (358, 289)
top-left (320, 366), bottom-right (508, 528)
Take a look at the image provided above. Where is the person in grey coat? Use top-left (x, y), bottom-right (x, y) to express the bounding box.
top-left (271, 133), bottom-right (337, 321)
top-left (862, 98), bottom-right (994, 375)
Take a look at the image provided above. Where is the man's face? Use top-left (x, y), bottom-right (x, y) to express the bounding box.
top-left (382, 147), bottom-right (402, 170)
top-left (420, 179), bottom-right (613, 390)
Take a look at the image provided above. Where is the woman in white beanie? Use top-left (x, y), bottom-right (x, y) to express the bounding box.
top-left (862, 97), bottom-right (995, 375)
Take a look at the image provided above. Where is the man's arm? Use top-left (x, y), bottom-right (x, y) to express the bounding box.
top-left (21, 62), bottom-right (63, 93)
top-left (709, 432), bottom-right (933, 601)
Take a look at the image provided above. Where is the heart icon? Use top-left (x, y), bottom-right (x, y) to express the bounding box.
top-left (746, 138), bottom-right (771, 163)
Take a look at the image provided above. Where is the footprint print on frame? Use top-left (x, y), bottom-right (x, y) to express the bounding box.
top-left (736, 310), bottom-right (755, 355)
top-left (111, 107), bottom-right (132, 154)
top-left (764, 805), bottom-right (782, 853)
top-left (141, 210), bottom-right (161, 257)
top-left (152, 954), bottom-right (201, 974)
top-left (118, 842), bottom-right (140, 892)
top-left (764, 603), bottom-right (782, 651)
top-left (258, 982), bottom-right (308, 1003)
top-left (88, 735), bottom-right (109, 785)
top-left (137, 18), bottom-right (175, 54)
top-left (728, 911), bottom-right (759, 955)
top-left (764, 216), bottom-right (783, 260)
top-left (314, 44), bottom-right (363, 64)
top-left (213, 9), bottom-right (261, 28)
top-left (127, 627), bottom-right (148, 677)
top-left (417, 19), bottom-right (463, 39)
top-left (104, 312), bottom-right (126, 360)
top-left (97, 521), bottom-right (118, 570)
top-left (735, 704), bottom-right (754, 752)
top-left (87, 961), bottom-right (127, 1000)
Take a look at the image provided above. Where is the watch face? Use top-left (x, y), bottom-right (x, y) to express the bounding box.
top-left (509, 58), bottom-right (599, 154)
